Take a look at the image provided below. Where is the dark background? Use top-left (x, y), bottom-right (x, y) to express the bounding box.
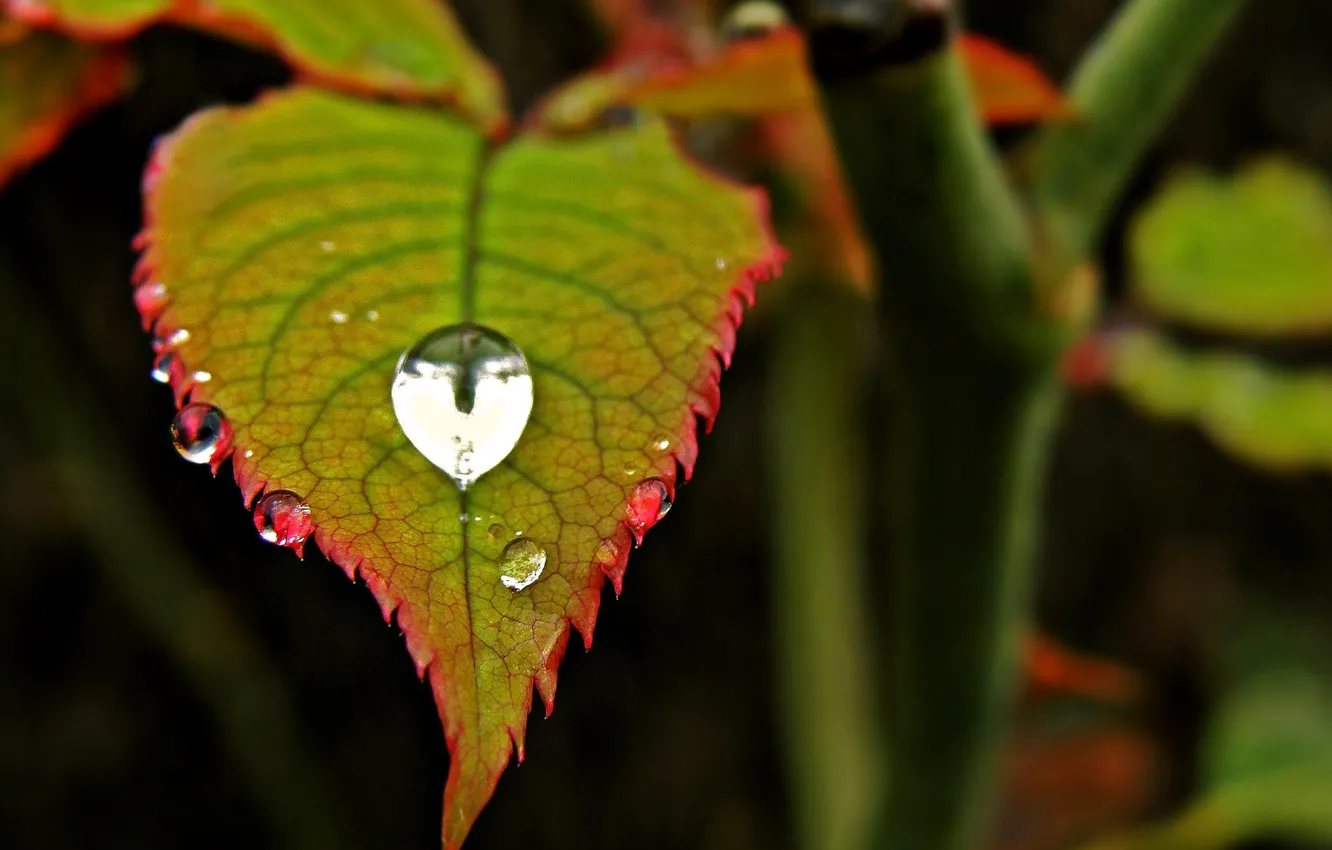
top-left (4, 1), bottom-right (1332, 848)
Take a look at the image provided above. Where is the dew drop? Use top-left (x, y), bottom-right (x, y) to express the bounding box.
top-left (622, 461), bottom-right (638, 478)
top-left (329, 310), bottom-right (348, 324)
top-left (626, 478), bottom-right (672, 544)
top-left (151, 351), bottom-right (183, 384)
top-left (153, 327), bottom-right (190, 352)
top-left (649, 432), bottom-right (672, 454)
top-left (715, 257), bottom-right (729, 271)
top-left (254, 490), bottom-right (313, 555)
top-left (366, 310), bottom-right (379, 321)
top-left (498, 538), bottom-right (546, 591)
top-left (487, 523), bottom-right (505, 542)
top-left (192, 370), bottom-right (212, 383)
top-left (320, 240), bottom-right (336, 253)
top-left (171, 403), bottom-right (232, 466)
top-left (391, 323), bottom-right (534, 490)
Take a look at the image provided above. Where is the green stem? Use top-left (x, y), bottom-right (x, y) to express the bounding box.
top-left (0, 268), bottom-right (344, 850)
top-left (769, 282), bottom-right (881, 850)
top-left (1028, 0), bottom-right (1251, 262)
top-left (810, 9), bottom-right (1068, 849)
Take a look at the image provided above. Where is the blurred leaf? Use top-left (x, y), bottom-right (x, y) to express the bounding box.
top-left (137, 87), bottom-right (780, 847)
top-left (1024, 631), bottom-right (1142, 704)
top-left (536, 28), bottom-right (1069, 133)
top-left (1, 0), bottom-right (505, 130)
top-left (958, 34), bottom-right (1075, 126)
top-left (1104, 329), bottom-right (1332, 474)
top-left (1131, 159), bottom-right (1332, 337)
top-left (0, 22), bottom-right (127, 188)
top-left (1077, 613), bottom-right (1332, 850)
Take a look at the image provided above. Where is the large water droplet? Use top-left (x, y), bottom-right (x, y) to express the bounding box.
top-left (391, 323), bottom-right (533, 490)
top-left (626, 478), bottom-right (672, 544)
top-left (171, 403), bottom-right (232, 467)
top-left (254, 490), bottom-right (314, 556)
top-left (498, 538), bottom-right (546, 591)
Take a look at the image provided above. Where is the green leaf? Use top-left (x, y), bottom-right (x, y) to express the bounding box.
top-left (1077, 613), bottom-right (1332, 850)
top-left (0, 22), bottom-right (128, 188)
top-left (137, 87), bottom-right (780, 847)
top-left (1105, 329), bottom-right (1332, 474)
top-left (2, 0), bottom-right (505, 130)
top-left (1131, 158), bottom-right (1332, 337)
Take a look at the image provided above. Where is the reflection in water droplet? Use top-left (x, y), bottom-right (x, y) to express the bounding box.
top-left (153, 327), bottom-right (190, 352)
top-left (626, 478), bottom-right (672, 544)
top-left (498, 538), bottom-right (546, 591)
top-left (171, 403), bottom-right (232, 466)
top-left (329, 310), bottom-right (348, 324)
top-left (487, 523), bottom-right (505, 542)
top-left (151, 352), bottom-right (182, 384)
top-left (192, 370), bottom-right (212, 383)
top-left (254, 490), bottom-right (313, 555)
top-left (391, 323), bottom-right (534, 490)
top-left (715, 257), bottom-right (729, 271)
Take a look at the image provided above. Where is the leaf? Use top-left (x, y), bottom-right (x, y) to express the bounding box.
top-left (1131, 158), bottom-right (1332, 337)
top-left (536, 28), bottom-right (1068, 134)
top-left (136, 87), bottom-right (780, 847)
top-left (1102, 329), bottom-right (1332, 474)
top-left (1, 0), bottom-right (504, 130)
top-left (0, 22), bottom-right (128, 188)
top-left (958, 34), bottom-right (1075, 126)
top-left (1076, 612), bottom-right (1332, 850)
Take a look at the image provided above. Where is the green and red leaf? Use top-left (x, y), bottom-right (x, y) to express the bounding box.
top-left (2, 0), bottom-right (505, 130)
top-left (0, 20), bottom-right (128, 188)
top-left (136, 87), bottom-right (780, 846)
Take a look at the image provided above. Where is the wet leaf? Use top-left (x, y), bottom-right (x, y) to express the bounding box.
top-left (137, 87), bottom-right (779, 847)
top-left (1, 0), bottom-right (504, 129)
top-left (1131, 158), bottom-right (1332, 337)
top-left (0, 22), bottom-right (128, 188)
top-left (1102, 329), bottom-right (1332, 474)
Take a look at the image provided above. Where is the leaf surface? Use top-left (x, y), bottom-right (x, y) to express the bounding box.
top-left (2, 0), bottom-right (504, 129)
top-left (1131, 158), bottom-right (1332, 337)
top-left (957, 34), bottom-right (1074, 126)
top-left (137, 86), bottom-right (778, 846)
top-left (0, 21), bottom-right (127, 187)
top-left (1101, 329), bottom-right (1332, 474)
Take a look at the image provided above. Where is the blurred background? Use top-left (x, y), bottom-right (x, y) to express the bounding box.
top-left (5, 1), bottom-right (1332, 848)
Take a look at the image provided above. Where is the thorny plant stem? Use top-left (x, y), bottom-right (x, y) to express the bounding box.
top-left (802, 0), bottom-right (1250, 849)
top-left (769, 283), bottom-right (881, 850)
top-left (0, 265), bottom-right (344, 850)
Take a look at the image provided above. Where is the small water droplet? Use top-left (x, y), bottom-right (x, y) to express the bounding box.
top-left (254, 490), bottom-right (313, 555)
top-left (320, 240), bottom-right (336, 252)
top-left (366, 310), bottom-right (379, 321)
top-left (487, 523), bottom-right (505, 542)
top-left (153, 327), bottom-right (190, 352)
top-left (391, 323), bottom-right (534, 490)
top-left (626, 478), bottom-right (672, 544)
top-left (243, 449), bottom-right (254, 458)
top-left (192, 370), bottom-right (212, 383)
top-left (171, 403), bottom-right (232, 466)
top-left (329, 310), bottom-right (348, 324)
top-left (651, 434), bottom-right (672, 454)
top-left (715, 257), bottom-right (729, 271)
top-left (622, 461), bottom-right (638, 478)
top-left (151, 352), bottom-right (183, 384)
top-left (498, 538), bottom-right (546, 591)
top-left (458, 512), bottom-right (469, 523)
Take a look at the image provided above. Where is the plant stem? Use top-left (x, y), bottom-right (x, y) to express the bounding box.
top-left (1028, 0), bottom-right (1251, 263)
top-left (769, 282), bottom-right (881, 850)
top-left (0, 267), bottom-right (344, 850)
top-left (808, 5), bottom-right (1068, 848)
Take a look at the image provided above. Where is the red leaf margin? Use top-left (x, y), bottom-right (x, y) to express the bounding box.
top-left (2, 0), bottom-right (508, 136)
top-left (131, 92), bottom-right (785, 846)
top-left (0, 44), bottom-right (129, 189)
